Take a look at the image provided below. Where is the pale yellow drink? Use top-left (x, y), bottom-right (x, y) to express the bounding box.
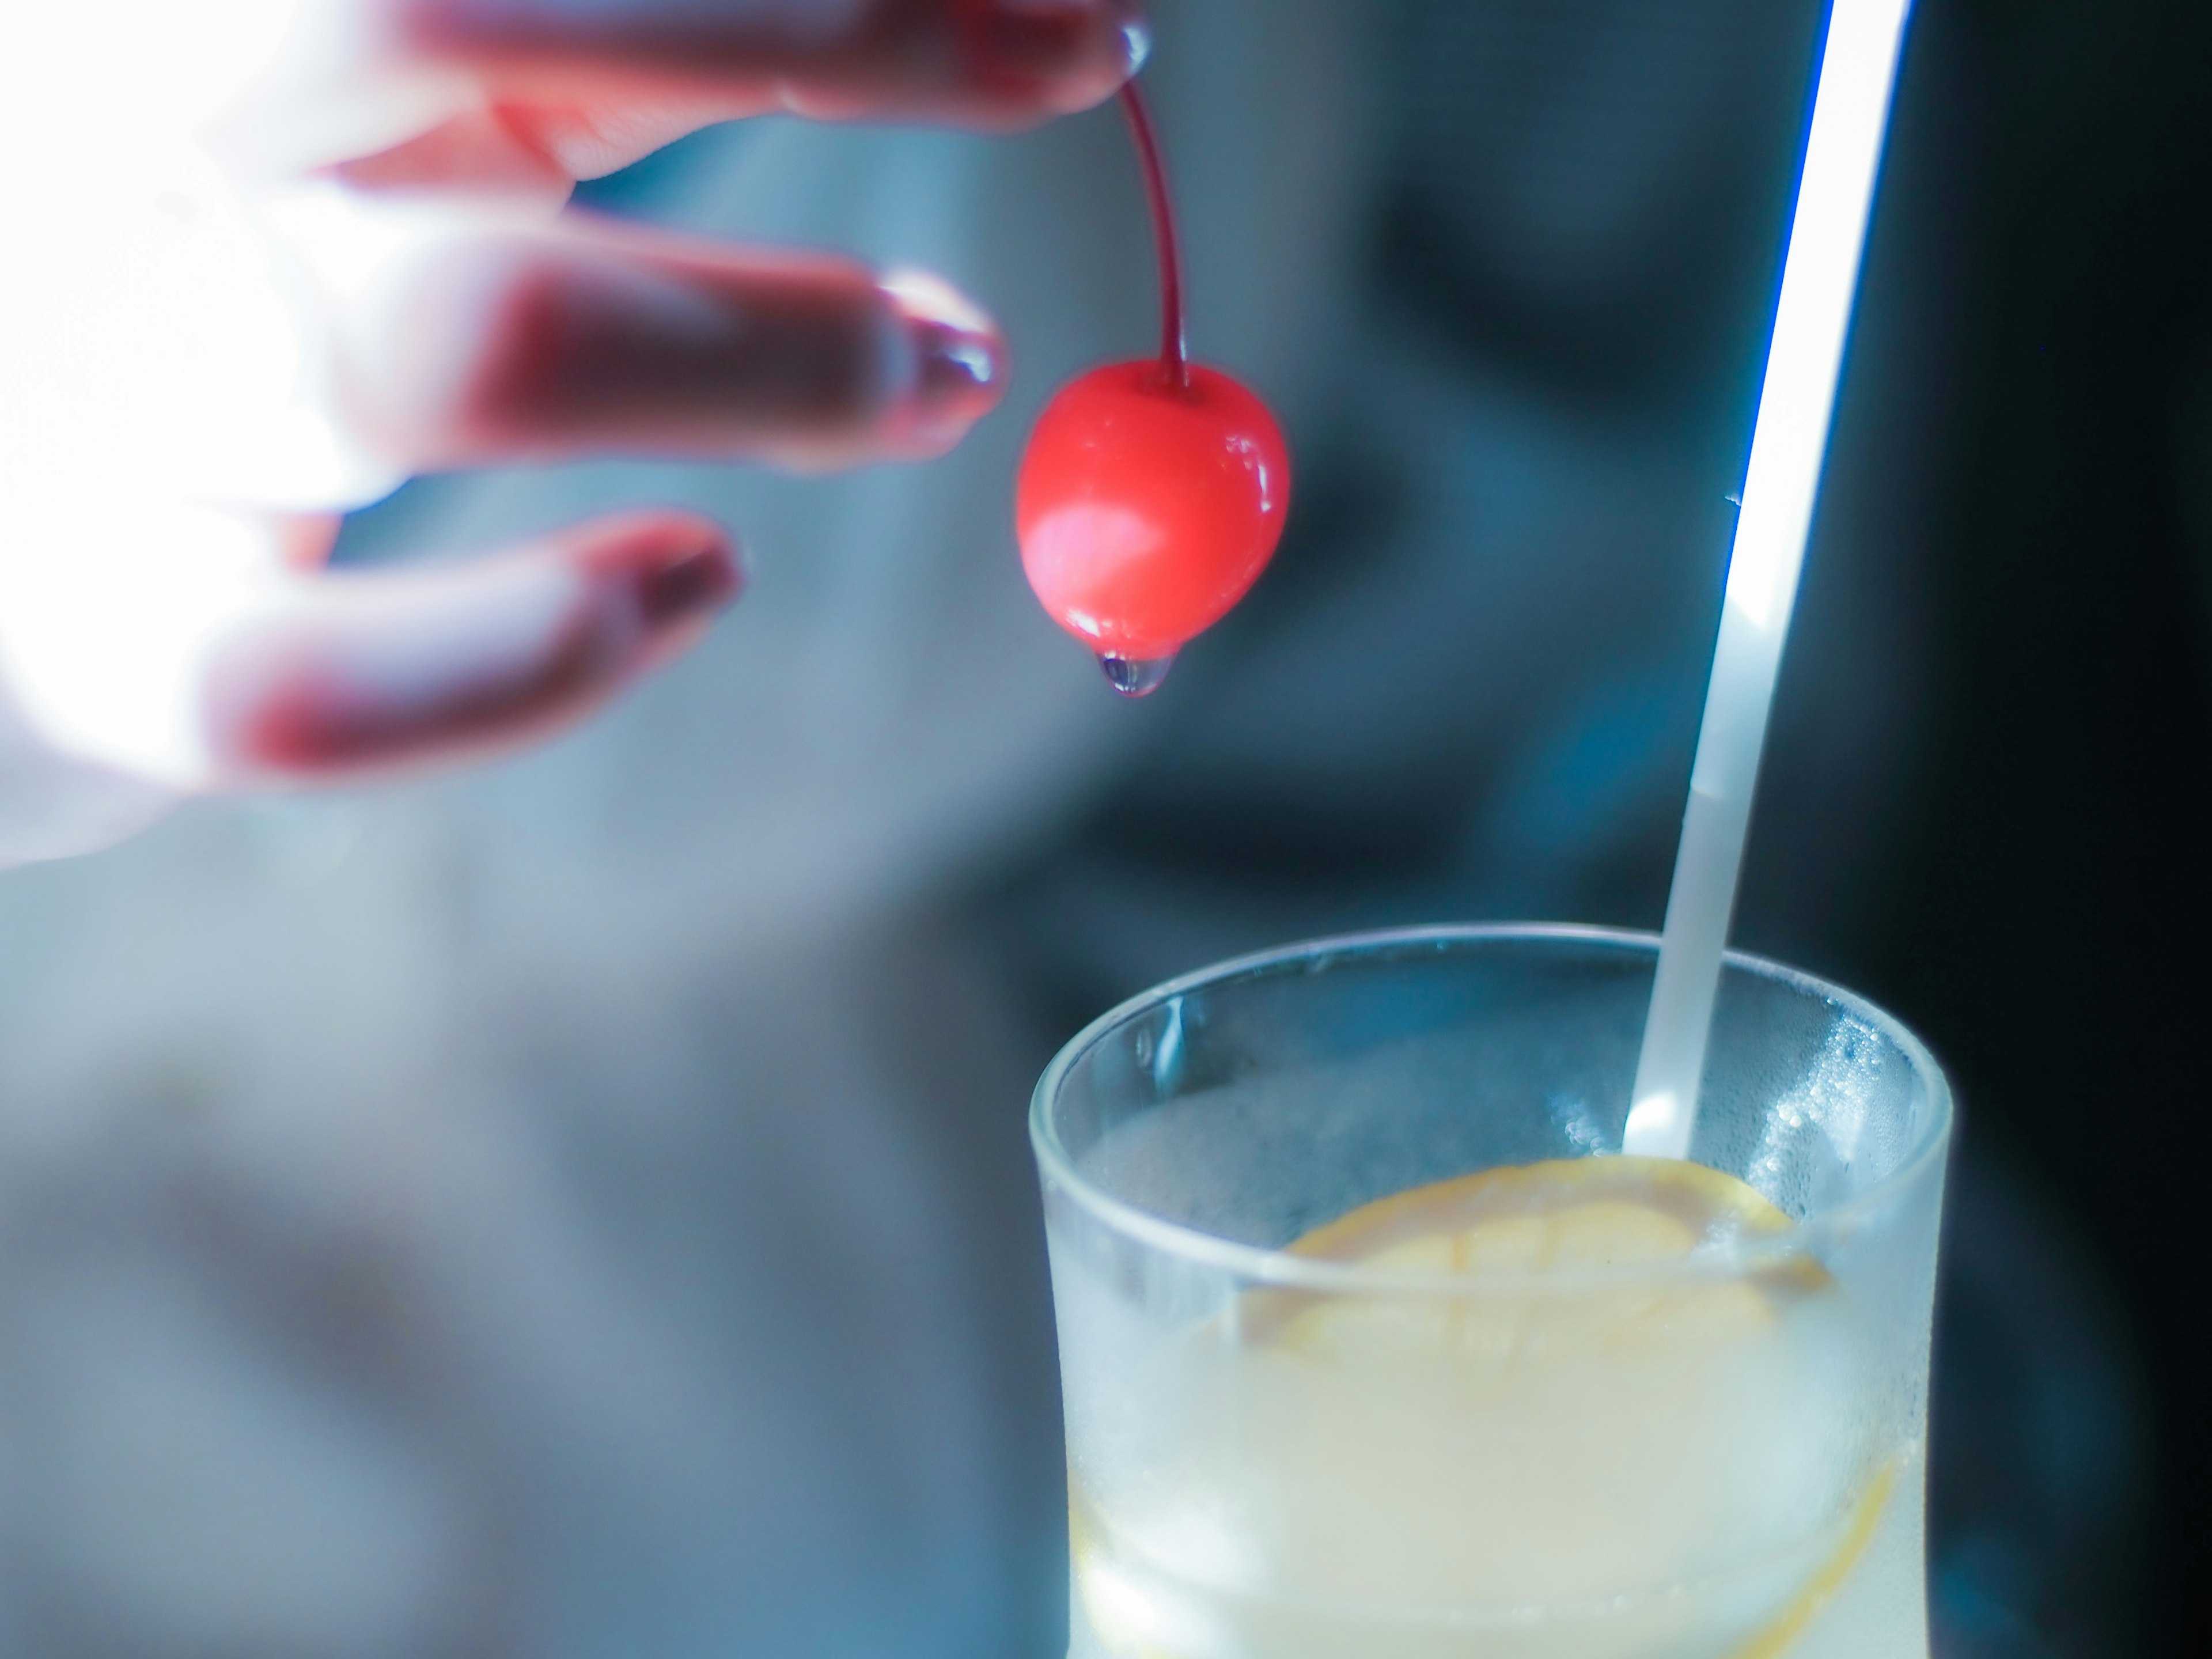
top-left (1062, 1159), bottom-right (1924, 1659)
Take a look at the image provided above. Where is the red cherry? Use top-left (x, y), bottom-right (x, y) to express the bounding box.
top-left (1013, 78), bottom-right (1291, 692)
top-left (1017, 360), bottom-right (1289, 664)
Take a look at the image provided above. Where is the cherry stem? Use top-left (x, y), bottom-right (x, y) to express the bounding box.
top-left (1119, 79), bottom-right (1188, 390)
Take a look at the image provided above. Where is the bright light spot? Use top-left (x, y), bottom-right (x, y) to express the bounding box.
top-left (0, 2), bottom-right (471, 783)
top-left (1022, 504), bottom-right (1167, 622)
top-left (1622, 1091), bottom-right (1683, 1158)
top-left (1722, 0), bottom-right (1914, 637)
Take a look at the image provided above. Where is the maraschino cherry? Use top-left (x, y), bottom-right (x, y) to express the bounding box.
top-left (1016, 79), bottom-right (1290, 696)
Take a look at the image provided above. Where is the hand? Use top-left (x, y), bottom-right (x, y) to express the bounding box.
top-left (0, 0), bottom-right (1146, 862)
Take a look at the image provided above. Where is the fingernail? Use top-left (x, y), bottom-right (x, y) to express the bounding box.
top-left (882, 270), bottom-right (1007, 453)
top-left (633, 535), bottom-right (741, 630)
top-left (964, 1), bottom-right (1150, 109)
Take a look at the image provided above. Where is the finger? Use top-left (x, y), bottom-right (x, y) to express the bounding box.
top-left (387, 0), bottom-right (1150, 175)
top-left (331, 210), bottom-right (1005, 472)
top-left (275, 514), bottom-right (346, 573)
top-left (202, 510), bottom-right (738, 782)
top-left (329, 105), bottom-right (579, 200)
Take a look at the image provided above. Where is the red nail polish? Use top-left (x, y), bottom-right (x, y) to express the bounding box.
top-left (634, 540), bottom-right (740, 629)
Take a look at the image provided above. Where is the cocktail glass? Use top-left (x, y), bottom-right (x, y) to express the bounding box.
top-left (1032, 925), bottom-right (1951, 1659)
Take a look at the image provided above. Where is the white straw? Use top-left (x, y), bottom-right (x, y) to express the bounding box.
top-left (1623, 0), bottom-right (1915, 1161)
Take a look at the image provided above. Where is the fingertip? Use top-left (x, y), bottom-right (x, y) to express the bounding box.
top-left (634, 533), bottom-right (742, 627)
top-left (881, 269), bottom-right (1008, 457)
top-left (959, 0), bottom-right (1152, 117)
top-left (577, 509), bottom-right (743, 668)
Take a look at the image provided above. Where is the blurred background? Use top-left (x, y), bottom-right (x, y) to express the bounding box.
top-left (989, 1), bottom-right (2211, 1649)
top-left (0, 0), bottom-right (2202, 1655)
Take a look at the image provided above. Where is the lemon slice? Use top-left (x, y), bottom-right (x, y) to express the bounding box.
top-left (1097, 1159), bottom-right (1876, 1654)
top-left (1251, 1157), bottom-right (1827, 1368)
top-left (1288, 1155), bottom-right (1795, 1269)
top-left (1071, 1157), bottom-right (1891, 1659)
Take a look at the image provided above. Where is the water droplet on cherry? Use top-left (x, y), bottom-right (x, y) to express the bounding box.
top-left (1097, 652), bottom-right (1176, 698)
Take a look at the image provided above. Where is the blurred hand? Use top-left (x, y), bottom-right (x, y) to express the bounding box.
top-left (0, 1), bottom-right (1145, 861)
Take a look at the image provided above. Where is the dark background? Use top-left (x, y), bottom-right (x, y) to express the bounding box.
top-left (1869, 1), bottom-right (2212, 1654)
top-left (972, 2), bottom-right (2212, 1653)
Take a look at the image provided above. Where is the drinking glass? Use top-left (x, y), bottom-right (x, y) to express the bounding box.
top-left (1032, 925), bottom-right (1952, 1659)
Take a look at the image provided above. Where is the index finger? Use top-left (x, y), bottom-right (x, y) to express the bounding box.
top-left (394, 0), bottom-right (1148, 139)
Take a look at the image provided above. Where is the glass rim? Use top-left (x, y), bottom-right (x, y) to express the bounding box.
top-left (1029, 923), bottom-right (1955, 1296)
